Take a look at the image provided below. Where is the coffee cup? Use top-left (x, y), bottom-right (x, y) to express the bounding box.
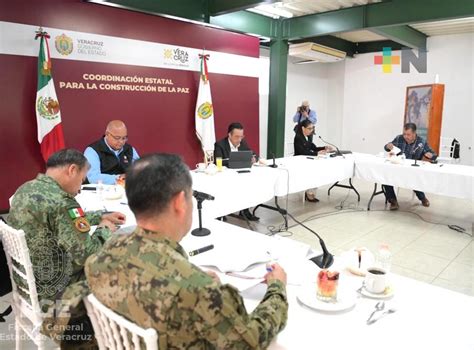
top-left (196, 163), bottom-right (206, 172)
top-left (364, 267), bottom-right (387, 294)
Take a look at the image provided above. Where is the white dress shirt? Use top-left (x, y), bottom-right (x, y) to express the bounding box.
top-left (228, 139), bottom-right (240, 152)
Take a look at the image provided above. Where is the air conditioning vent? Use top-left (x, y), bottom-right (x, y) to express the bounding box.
top-left (289, 42), bottom-right (346, 63)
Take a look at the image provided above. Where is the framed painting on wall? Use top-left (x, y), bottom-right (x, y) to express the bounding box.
top-left (404, 84), bottom-right (444, 153)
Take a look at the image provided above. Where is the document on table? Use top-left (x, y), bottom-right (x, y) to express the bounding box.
top-left (192, 248), bottom-right (270, 273)
top-left (205, 264), bottom-right (267, 291)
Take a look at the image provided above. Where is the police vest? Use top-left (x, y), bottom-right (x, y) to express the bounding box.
top-left (88, 138), bottom-right (133, 176)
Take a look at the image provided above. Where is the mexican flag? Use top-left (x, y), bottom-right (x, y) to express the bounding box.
top-left (195, 53), bottom-right (216, 159)
top-left (35, 29), bottom-right (65, 162)
top-left (68, 207), bottom-right (85, 219)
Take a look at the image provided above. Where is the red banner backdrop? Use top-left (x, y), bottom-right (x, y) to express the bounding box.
top-left (0, 0), bottom-right (259, 210)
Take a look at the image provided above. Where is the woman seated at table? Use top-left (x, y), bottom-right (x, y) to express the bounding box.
top-left (294, 119), bottom-right (331, 202)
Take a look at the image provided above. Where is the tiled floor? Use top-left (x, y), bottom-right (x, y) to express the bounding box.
top-left (0, 178), bottom-right (472, 348)
top-left (226, 178), bottom-right (474, 297)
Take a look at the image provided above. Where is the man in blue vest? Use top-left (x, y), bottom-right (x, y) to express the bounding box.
top-left (84, 120), bottom-right (140, 184)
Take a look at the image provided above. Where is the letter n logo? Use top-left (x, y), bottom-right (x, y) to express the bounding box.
top-left (401, 48), bottom-right (427, 73)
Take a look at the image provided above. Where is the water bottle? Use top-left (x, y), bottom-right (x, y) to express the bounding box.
top-left (97, 180), bottom-right (104, 200)
top-left (375, 244), bottom-right (392, 272)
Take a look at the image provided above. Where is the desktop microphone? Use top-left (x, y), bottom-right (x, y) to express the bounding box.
top-left (286, 212), bottom-right (334, 269)
top-left (318, 135), bottom-right (343, 157)
top-left (269, 152), bottom-right (278, 168)
top-left (193, 190), bottom-right (215, 201)
top-left (411, 143), bottom-right (424, 167)
top-left (192, 191), bottom-right (214, 237)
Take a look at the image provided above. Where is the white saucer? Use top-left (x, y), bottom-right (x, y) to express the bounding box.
top-left (297, 287), bottom-right (356, 312)
top-left (360, 286), bottom-right (394, 299)
top-left (102, 187), bottom-right (124, 200)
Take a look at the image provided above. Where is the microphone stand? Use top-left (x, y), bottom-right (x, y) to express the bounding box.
top-left (192, 198), bottom-right (211, 236)
top-left (286, 212), bottom-right (334, 268)
top-left (318, 136), bottom-right (344, 158)
top-left (269, 152), bottom-right (278, 168)
top-left (411, 144), bottom-right (422, 167)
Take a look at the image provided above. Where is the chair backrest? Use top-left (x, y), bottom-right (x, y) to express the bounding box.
top-left (439, 137), bottom-right (459, 157)
top-left (0, 220), bottom-right (43, 327)
top-left (438, 137), bottom-right (461, 163)
top-left (84, 294), bottom-right (158, 350)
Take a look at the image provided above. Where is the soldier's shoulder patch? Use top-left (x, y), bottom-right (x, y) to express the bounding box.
top-left (67, 207), bottom-right (85, 220)
top-left (74, 217), bottom-right (91, 233)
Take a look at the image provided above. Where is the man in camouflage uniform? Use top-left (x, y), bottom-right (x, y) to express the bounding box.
top-left (86, 154), bottom-right (288, 349)
top-left (8, 149), bottom-right (125, 348)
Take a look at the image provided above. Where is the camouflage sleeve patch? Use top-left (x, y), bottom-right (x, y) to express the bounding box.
top-left (91, 226), bottom-right (111, 244)
top-left (85, 210), bottom-right (103, 226)
top-left (54, 206), bottom-right (107, 269)
top-left (192, 281), bottom-right (288, 349)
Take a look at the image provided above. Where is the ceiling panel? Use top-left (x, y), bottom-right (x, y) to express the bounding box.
top-left (334, 29), bottom-right (387, 42)
top-left (247, 0), bottom-right (382, 18)
top-left (410, 17), bottom-right (474, 36)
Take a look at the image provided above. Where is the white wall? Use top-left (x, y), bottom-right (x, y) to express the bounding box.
top-left (260, 32), bottom-right (473, 165)
top-left (259, 48), bottom-right (345, 157)
top-left (341, 33), bottom-right (474, 164)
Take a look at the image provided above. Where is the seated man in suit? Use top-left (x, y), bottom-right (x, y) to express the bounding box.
top-left (383, 122), bottom-right (437, 210)
top-left (294, 119), bottom-right (331, 202)
top-left (214, 122), bottom-right (258, 167)
top-left (84, 120), bottom-right (140, 184)
top-left (214, 122), bottom-right (259, 221)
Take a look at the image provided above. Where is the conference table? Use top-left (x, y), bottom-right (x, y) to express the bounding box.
top-left (353, 153), bottom-right (474, 209)
top-left (270, 155), bottom-right (356, 196)
top-left (76, 190), bottom-right (474, 350)
top-left (190, 155), bottom-right (357, 223)
top-left (179, 219), bottom-right (474, 350)
top-left (190, 166), bottom-right (280, 219)
top-left (122, 152), bottom-right (473, 226)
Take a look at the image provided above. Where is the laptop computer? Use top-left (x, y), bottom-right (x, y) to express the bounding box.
top-left (228, 151), bottom-right (253, 169)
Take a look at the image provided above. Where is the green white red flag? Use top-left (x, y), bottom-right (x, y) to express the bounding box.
top-left (35, 28), bottom-right (65, 161)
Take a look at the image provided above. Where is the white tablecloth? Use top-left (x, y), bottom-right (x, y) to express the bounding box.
top-left (77, 166), bottom-right (280, 221)
top-left (225, 222), bottom-right (474, 350)
top-left (354, 153), bottom-right (474, 200)
top-left (252, 271), bottom-right (474, 350)
top-left (76, 188), bottom-right (474, 349)
top-left (182, 220), bottom-right (474, 350)
top-left (272, 155), bottom-right (356, 196)
top-left (191, 166), bottom-right (280, 218)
